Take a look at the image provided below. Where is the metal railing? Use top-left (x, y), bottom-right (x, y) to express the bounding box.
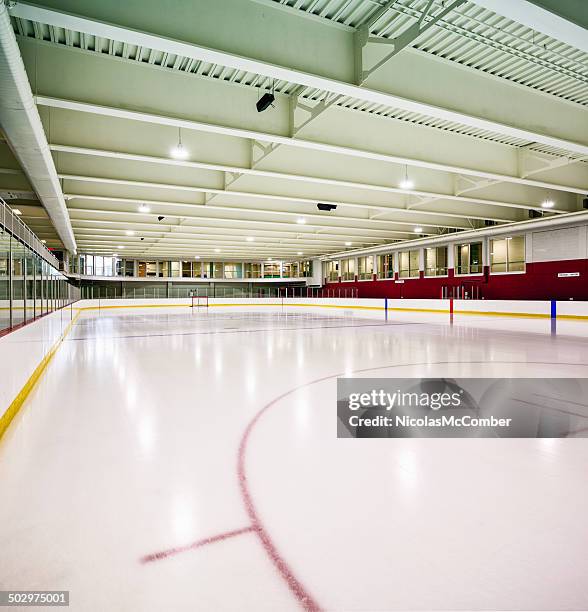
top-left (0, 197), bottom-right (60, 269)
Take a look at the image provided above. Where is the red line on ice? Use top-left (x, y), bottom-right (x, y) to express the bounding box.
top-left (140, 526), bottom-right (255, 563)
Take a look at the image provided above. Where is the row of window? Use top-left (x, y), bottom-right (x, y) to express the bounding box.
top-left (326, 237), bottom-right (525, 280)
top-left (0, 227), bottom-right (79, 334)
top-left (70, 256), bottom-right (313, 279)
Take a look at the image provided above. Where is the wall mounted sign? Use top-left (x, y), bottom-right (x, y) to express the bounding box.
top-left (558, 272), bottom-right (580, 278)
top-left (395, 280), bottom-right (405, 284)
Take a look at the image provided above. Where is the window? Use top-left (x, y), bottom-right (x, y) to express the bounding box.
top-left (115, 258), bottom-right (123, 276)
top-left (491, 236), bottom-right (525, 273)
top-left (377, 254), bottom-right (394, 279)
top-left (341, 259), bottom-right (355, 281)
top-left (357, 256), bottom-right (374, 280)
top-left (398, 250), bottom-right (419, 278)
top-left (145, 262), bottom-right (158, 277)
top-left (124, 260), bottom-right (135, 277)
top-left (86, 255), bottom-right (94, 276)
top-left (182, 261), bottom-right (192, 277)
top-left (282, 263), bottom-right (294, 278)
top-left (193, 261), bottom-right (202, 277)
top-left (170, 261), bottom-right (181, 278)
top-left (263, 262), bottom-right (280, 278)
top-left (224, 263), bottom-right (242, 279)
top-left (245, 263), bottom-right (261, 278)
top-left (211, 263), bottom-right (223, 279)
top-left (425, 246), bottom-right (448, 277)
top-left (300, 261), bottom-right (312, 277)
top-left (326, 261), bottom-right (339, 281)
top-left (454, 242), bottom-right (482, 275)
top-left (104, 257), bottom-right (114, 277)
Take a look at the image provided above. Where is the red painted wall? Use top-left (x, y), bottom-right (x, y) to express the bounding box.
top-left (324, 259), bottom-right (588, 301)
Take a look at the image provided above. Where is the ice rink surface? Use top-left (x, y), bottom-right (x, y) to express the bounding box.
top-left (1, 306), bottom-right (588, 611)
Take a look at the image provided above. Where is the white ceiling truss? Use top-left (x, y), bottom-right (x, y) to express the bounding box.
top-left (0, 0), bottom-right (585, 260)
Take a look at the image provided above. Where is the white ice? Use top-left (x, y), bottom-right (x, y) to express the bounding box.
top-left (0, 306), bottom-right (587, 611)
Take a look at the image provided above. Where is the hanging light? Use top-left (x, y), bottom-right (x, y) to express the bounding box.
top-left (399, 165), bottom-right (414, 190)
top-left (170, 127), bottom-right (189, 160)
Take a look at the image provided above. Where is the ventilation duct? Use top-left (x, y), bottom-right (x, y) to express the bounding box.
top-left (0, 0), bottom-right (76, 252)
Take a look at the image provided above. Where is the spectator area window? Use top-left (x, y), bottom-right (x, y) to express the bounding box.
top-left (398, 250), bottom-right (419, 278)
top-left (326, 261), bottom-right (339, 281)
top-left (357, 256), bottom-right (374, 280)
top-left (341, 259), bottom-right (355, 281)
top-left (244, 263), bottom-right (261, 279)
top-left (224, 263), bottom-right (242, 279)
top-left (377, 254), bottom-right (394, 279)
top-left (425, 246), bottom-right (448, 277)
top-left (454, 242), bottom-right (482, 275)
top-left (491, 236), bottom-right (525, 273)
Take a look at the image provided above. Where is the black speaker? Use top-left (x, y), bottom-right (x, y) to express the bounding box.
top-left (583, 198), bottom-right (588, 209)
top-left (317, 203), bottom-right (337, 211)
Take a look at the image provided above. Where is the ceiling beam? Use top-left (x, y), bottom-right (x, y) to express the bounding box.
top-left (56, 170), bottom-right (566, 223)
top-left (66, 206), bottom-right (424, 238)
top-left (10, 1), bottom-right (587, 155)
top-left (50, 144), bottom-right (552, 219)
top-left (39, 97), bottom-right (587, 196)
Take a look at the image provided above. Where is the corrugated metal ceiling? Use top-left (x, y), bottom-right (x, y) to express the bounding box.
top-left (11, 0), bottom-right (587, 161)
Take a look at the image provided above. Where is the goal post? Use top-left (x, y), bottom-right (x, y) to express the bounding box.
top-left (190, 295), bottom-right (209, 308)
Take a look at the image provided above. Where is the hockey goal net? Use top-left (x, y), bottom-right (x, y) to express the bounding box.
top-left (191, 295), bottom-right (209, 308)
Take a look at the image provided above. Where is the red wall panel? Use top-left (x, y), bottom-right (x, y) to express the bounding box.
top-left (324, 259), bottom-right (588, 301)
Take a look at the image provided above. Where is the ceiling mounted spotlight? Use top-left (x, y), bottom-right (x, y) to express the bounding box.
top-left (541, 199), bottom-right (555, 208)
top-left (214, 248), bottom-right (221, 253)
top-left (296, 217), bottom-right (306, 224)
top-left (297, 251), bottom-right (303, 256)
top-left (170, 127), bottom-right (189, 160)
top-left (126, 230), bottom-right (135, 236)
top-left (256, 80), bottom-right (276, 113)
top-left (400, 165), bottom-right (414, 190)
top-left (138, 204), bottom-right (150, 213)
top-left (414, 226), bottom-right (423, 233)
top-left (317, 203), bottom-right (337, 211)
top-left (12, 208), bottom-right (22, 215)
top-left (246, 236), bottom-right (255, 242)
top-left (41, 239), bottom-right (47, 244)
top-left (194, 255), bottom-right (200, 259)
top-left (117, 245), bottom-right (125, 249)
top-left (345, 241), bottom-right (352, 246)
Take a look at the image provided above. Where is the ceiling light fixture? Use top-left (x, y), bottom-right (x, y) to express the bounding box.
top-left (12, 208), bottom-right (22, 215)
top-left (194, 255), bottom-right (200, 259)
top-left (345, 241), bottom-right (352, 246)
top-left (246, 236), bottom-right (255, 242)
top-left (297, 251), bottom-right (303, 256)
top-left (414, 226), bottom-right (423, 233)
top-left (126, 230), bottom-right (135, 236)
top-left (297, 217), bottom-right (306, 224)
top-left (400, 165), bottom-right (414, 190)
top-left (138, 204), bottom-right (150, 213)
top-left (170, 127), bottom-right (189, 160)
top-left (541, 199), bottom-right (555, 208)
top-left (41, 239), bottom-right (47, 244)
top-left (117, 245), bottom-right (125, 249)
